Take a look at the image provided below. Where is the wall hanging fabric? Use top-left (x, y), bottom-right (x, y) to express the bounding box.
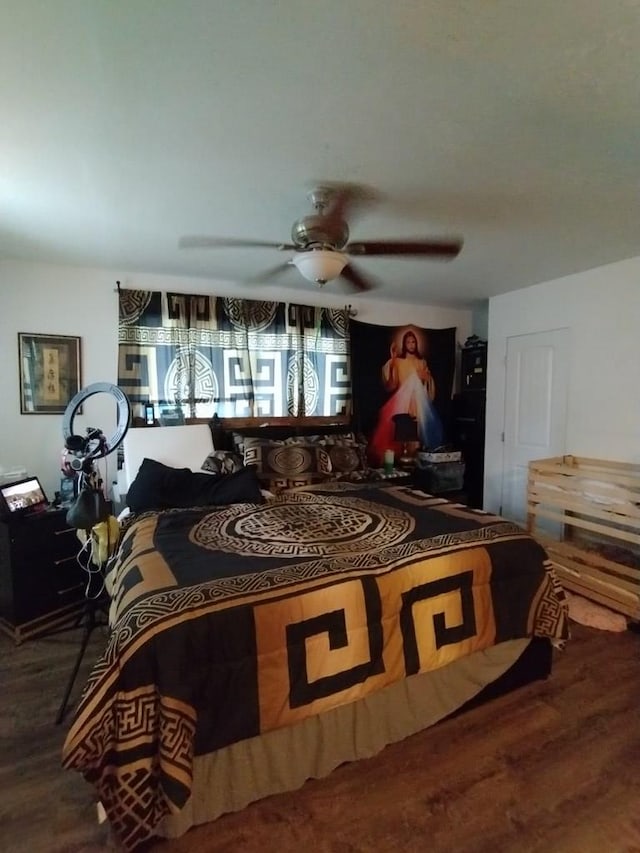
top-left (350, 320), bottom-right (456, 465)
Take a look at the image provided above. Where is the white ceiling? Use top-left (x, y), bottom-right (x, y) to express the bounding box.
top-left (2, 1), bottom-right (639, 307)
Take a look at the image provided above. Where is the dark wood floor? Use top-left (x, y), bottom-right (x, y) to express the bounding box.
top-left (1, 620), bottom-right (639, 853)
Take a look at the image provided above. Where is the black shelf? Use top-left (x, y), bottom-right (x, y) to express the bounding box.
top-left (451, 389), bottom-right (486, 509)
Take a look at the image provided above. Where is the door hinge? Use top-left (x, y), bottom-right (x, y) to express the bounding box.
top-left (501, 431), bottom-right (505, 442)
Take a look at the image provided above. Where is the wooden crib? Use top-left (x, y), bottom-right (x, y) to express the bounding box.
top-left (527, 455), bottom-right (640, 621)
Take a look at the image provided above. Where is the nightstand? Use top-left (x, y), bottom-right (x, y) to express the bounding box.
top-left (0, 508), bottom-right (87, 643)
top-left (410, 467), bottom-right (469, 505)
top-left (411, 464), bottom-right (465, 496)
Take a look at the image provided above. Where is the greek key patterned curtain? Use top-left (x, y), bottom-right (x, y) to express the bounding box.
top-left (117, 290), bottom-right (351, 420)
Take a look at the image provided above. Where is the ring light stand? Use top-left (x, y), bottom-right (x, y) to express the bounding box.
top-left (62, 381), bottom-right (131, 476)
top-left (56, 383), bottom-right (131, 725)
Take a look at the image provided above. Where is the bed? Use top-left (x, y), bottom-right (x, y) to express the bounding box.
top-left (61, 426), bottom-right (569, 851)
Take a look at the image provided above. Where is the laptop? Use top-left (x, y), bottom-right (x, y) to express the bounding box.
top-left (0, 476), bottom-right (49, 518)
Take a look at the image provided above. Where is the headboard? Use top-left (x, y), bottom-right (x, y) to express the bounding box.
top-left (121, 417), bottom-right (356, 493)
top-left (209, 415), bottom-right (354, 451)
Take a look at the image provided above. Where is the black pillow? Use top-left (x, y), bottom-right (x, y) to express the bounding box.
top-left (126, 458), bottom-right (264, 513)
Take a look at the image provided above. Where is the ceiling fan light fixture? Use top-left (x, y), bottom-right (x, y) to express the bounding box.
top-left (291, 250), bottom-right (348, 285)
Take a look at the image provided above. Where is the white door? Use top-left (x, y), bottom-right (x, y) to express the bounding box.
top-left (501, 328), bottom-right (569, 526)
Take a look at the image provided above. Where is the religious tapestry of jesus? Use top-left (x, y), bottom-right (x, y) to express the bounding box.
top-left (350, 321), bottom-right (456, 466)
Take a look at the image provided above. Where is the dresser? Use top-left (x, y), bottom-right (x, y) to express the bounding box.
top-left (0, 508), bottom-right (86, 643)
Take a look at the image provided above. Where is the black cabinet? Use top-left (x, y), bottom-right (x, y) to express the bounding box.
top-left (411, 469), bottom-right (469, 505)
top-left (0, 509), bottom-right (86, 643)
top-left (412, 462), bottom-right (465, 496)
top-left (461, 344), bottom-right (487, 391)
top-left (451, 390), bottom-right (486, 509)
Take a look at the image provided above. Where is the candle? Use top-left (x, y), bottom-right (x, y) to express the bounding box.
top-left (383, 449), bottom-right (394, 474)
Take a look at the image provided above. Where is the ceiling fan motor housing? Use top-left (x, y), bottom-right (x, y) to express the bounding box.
top-left (291, 214), bottom-right (349, 250)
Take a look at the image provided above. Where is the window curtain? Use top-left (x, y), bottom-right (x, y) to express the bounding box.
top-left (117, 290), bottom-right (351, 420)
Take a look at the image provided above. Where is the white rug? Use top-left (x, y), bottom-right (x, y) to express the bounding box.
top-left (566, 592), bottom-right (627, 632)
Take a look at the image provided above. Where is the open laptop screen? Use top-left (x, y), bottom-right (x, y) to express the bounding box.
top-left (0, 476), bottom-right (49, 517)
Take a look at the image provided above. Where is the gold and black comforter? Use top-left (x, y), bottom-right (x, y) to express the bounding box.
top-left (62, 483), bottom-right (568, 850)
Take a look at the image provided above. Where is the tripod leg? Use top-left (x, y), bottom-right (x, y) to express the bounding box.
top-left (55, 608), bottom-right (96, 725)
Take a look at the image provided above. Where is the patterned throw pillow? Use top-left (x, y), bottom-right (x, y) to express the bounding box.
top-left (281, 431), bottom-right (360, 447)
top-left (242, 438), bottom-right (332, 490)
top-left (318, 431), bottom-right (360, 446)
top-left (325, 442), bottom-right (369, 475)
top-left (201, 450), bottom-right (245, 475)
top-left (231, 431), bottom-right (286, 458)
top-left (230, 431), bottom-right (247, 456)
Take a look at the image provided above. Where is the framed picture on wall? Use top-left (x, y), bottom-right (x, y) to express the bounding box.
top-left (18, 333), bottom-right (82, 414)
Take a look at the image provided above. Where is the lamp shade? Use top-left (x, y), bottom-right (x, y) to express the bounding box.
top-left (291, 250), bottom-right (348, 285)
top-left (392, 413), bottom-right (418, 443)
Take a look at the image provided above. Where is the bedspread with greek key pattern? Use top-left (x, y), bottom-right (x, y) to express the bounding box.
top-left (62, 482), bottom-right (568, 850)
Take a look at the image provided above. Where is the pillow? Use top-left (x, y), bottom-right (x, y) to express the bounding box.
top-left (324, 442), bottom-right (369, 476)
top-left (126, 458), bottom-right (264, 512)
top-left (230, 430), bottom-right (280, 458)
top-left (274, 431), bottom-right (361, 447)
top-left (229, 427), bottom-right (359, 456)
top-left (242, 438), bottom-right (332, 490)
top-left (123, 424), bottom-right (214, 486)
top-left (201, 450), bottom-right (245, 475)
top-left (316, 431), bottom-right (360, 446)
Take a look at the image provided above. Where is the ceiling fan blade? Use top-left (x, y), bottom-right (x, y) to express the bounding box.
top-left (321, 183), bottom-right (379, 232)
top-left (346, 238), bottom-right (463, 258)
top-left (246, 260), bottom-right (293, 283)
top-left (178, 236), bottom-right (295, 250)
top-left (323, 186), bottom-right (355, 229)
top-left (340, 262), bottom-right (374, 292)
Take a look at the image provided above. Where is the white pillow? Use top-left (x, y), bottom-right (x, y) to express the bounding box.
top-left (122, 424), bottom-right (213, 488)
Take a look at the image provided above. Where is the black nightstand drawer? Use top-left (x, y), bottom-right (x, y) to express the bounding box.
top-left (0, 509), bottom-right (87, 642)
top-left (50, 523), bottom-right (80, 559)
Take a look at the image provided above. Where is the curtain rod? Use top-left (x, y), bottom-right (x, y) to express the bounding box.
top-left (114, 281), bottom-right (357, 318)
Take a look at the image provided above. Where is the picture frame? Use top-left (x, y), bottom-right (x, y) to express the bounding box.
top-left (18, 333), bottom-right (82, 415)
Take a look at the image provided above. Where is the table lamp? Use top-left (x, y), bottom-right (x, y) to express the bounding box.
top-left (392, 413), bottom-right (418, 467)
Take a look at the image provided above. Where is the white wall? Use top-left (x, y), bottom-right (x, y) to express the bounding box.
top-left (471, 300), bottom-right (489, 340)
top-left (484, 257), bottom-right (640, 513)
top-left (0, 259), bottom-right (472, 500)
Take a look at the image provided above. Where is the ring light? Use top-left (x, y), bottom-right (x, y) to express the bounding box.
top-left (62, 382), bottom-right (131, 461)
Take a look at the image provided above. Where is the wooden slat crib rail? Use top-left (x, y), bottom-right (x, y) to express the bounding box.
top-left (527, 455), bottom-right (640, 620)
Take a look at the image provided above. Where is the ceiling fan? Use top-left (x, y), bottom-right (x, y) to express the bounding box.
top-left (178, 186), bottom-right (463, 292)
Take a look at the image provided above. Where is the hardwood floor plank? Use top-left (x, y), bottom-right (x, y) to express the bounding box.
top-left (0, 622), bottom-right (638, 852)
